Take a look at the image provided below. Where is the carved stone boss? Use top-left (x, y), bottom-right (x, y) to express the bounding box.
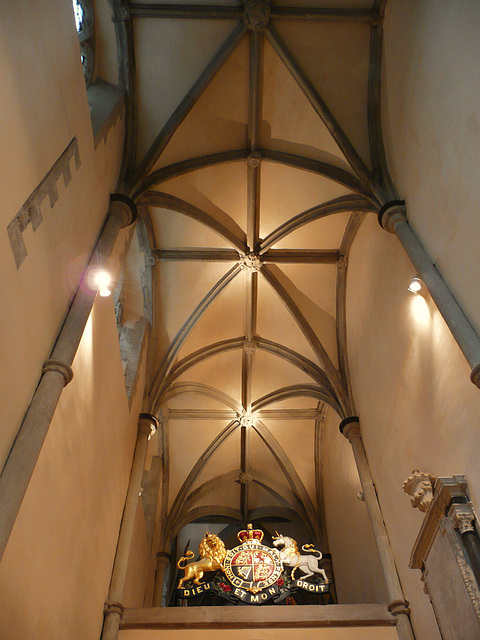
top-left (405, 474), bottom-right (480, 640)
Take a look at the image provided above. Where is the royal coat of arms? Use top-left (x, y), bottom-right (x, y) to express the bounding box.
top-left (176, 523), bottom-right (330, 605)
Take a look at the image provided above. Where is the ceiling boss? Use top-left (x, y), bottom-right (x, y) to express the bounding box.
top-left (176, 524), bottom-right (330, 604)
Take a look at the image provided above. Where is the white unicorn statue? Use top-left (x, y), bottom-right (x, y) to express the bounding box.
top-left (272, 532), bottom-right (329, 582)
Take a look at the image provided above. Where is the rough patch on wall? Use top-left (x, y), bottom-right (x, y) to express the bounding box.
top-left (119, 316), bottom-right (147, 405)
top-left (7, 137), bottom-right (81, 269)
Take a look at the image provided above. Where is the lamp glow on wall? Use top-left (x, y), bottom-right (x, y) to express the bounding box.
top-left (93, 269), bottom-right (112, 297)
top-left (408, 275), bottom-right (424, 294)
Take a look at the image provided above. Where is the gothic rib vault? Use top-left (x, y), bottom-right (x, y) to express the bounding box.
top-left (119, 0), bottom-right (395, 555)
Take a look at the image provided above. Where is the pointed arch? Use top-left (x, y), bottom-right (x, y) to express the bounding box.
top-left (259, 194), bottom-right (375, 253)
top-left (149, 265), bottom-right (242, 408)
top-left (139, 191), bottom-right (248, 252)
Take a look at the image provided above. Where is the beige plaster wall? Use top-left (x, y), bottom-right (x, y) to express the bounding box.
top-left (322, 409), bottom-right (388, 604)
top-left (0, 0), bottom-right (124, 472)
top-left (0, 296), bottom-right (146, 640)
top-left (383, 1), bottom-right (480, 336)
top-left (346, 214), bottom-right (480, 639)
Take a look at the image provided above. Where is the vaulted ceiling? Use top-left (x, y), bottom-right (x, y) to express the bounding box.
top-left (119, 0), bottom-right (396, 550)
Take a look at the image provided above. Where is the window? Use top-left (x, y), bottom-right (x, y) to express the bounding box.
top-left (72, 0), bottom-right (95, 87)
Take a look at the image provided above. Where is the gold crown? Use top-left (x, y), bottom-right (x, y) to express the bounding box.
top-left (237, 523), bottom-right (264, 543)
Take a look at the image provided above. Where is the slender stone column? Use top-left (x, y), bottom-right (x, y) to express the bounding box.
top-left (102, 413), bottom-right (158, 640)
top-left (0, 195), bottom-right (136, 563)
top-left (152, 551), bottom-right (172, 606)
top-left (340, 417), bottom-right (415, 640)
top-left (379, 201), bottom-right (480, 388)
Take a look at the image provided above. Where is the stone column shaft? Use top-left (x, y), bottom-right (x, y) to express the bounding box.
top-left (380, 202), bottom-right (480, 388)
top-left (341, 418), bottom-right (415, 640)
top-left (152, 552), bottom-right (171, 606)
top-left (0, 195), bottom-right (136, 563)
top-left (102, 413), bottom-right (158, 640)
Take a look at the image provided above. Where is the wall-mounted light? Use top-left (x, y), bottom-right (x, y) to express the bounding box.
top-left (408, 275), bottom-right (423, 294)
top-left (93, 269), bottom-right (112, 297)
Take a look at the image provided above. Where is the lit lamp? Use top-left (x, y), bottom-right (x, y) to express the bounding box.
top-left (93, 269), bottom-right (112, 297)
top-left (408, 275), bottom-right (423, 294)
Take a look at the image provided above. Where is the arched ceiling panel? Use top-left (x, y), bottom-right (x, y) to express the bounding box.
top-left (262, 418), bottom-right (316, 505)
top-left (273, 20), bottom-right (371, 165)
top-left (251, 349), bottom-right (314, 401)
top-left (175, 273), bottom-right (245, 362)
top-left (190, 430), bottom-right (242, 491)
top-left (159, 162), bottom-right (248, 233)
top-left (166, 392), bottom-right (236, 411)
top-left (151, 205), bottom-right (234, 249)
top-left (152, 38), bottom-right (249, 171)
top-left (135, 19), bottom-right (237, 161)
top-left (255, 395), bottom-right (320, 411)
top-left (194, 483), bottom-right (241, 510)
top-left (259, 161), bottom-right (352, 239)
top-left (256, 275), bottom-right (319, 364)
top-left (262, 264), bottom-right (338, 368)
top-left (274, 210), bottom-right (351, 250)
top-left (175, 349), bottom-right (243, 400)
top-left (261, 39), bottom-right (348, 168)
top-left (248, 481), bottom-right (286, 511)
top-left (168, 419), bottom-right (239, 510)
top-left (280, 263), bottom-right (337, 316)
top-left (156, 261), bottom-right (237, 361)
top-left (248, 428), bottom-right (288, 484)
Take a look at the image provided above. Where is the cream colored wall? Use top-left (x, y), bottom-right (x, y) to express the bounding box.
top-left (0, 297), bottom-right (146, 640)
top-left (0, 0), bottom-right (124, 472)
top-left (342, 3), bottom-right (480, 637)
top-left (346, 213), bottom-right (480, 640)
top-left (322, 409), bottom-right (388, 604)
top-left (383, 1), bottom-right (480, 336)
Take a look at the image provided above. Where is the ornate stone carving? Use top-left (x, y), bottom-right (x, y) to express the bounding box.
top-left (238, 411), bottom-right (255, 427)
top-left (239, 252), bottom-right (262, 272)
top-left (247, 151), bottom-right (262, 168)
top-left (449, 502), bottom-right (476, 535)
top-left (239, 470), bottom-right (252, 485)
top-left (242, 0), bottom-right (270, 31)
top-left (337, 255), bottom-right (348, 270)
top-left (403, 469), bottom-right (436, 512)
top-left (443, 516), bottom-right (480, 623)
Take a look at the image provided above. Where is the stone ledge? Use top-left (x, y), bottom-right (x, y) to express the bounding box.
top-left (120, 604), bottom-right (396, 629)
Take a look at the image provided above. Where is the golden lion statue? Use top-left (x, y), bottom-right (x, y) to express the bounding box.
top-left (177, 532), bottom-right (226, 588)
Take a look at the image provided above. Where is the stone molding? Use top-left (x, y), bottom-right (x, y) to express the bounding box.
top-left (378, 200), bottom-right (407, 234)
top-left (410, 475), bottom-right (470, 570)
top-left (104, 601), bottom-right (125, 616)
top-left (7, 137), bottom-right (81, 269)
top-left (339, 416), bottom-right (361, 441)
top-left (443, 516), bottom-right (480, 623)
top-left (109, 193), bottom-right (137, 228)
top-left (449, 502), bottom-right (476, 535)
top-left (387, 598), bottom-right (411, 617)
top-left (138, 413), bottom-right (159, 438)
top-left (42, 359), bottom-right (74, 386)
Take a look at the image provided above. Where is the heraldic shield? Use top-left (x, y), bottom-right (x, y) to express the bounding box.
top-left (176, 524), bottom-right (331, 605)
top-left (223, 525), bottom-right (282, 593)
